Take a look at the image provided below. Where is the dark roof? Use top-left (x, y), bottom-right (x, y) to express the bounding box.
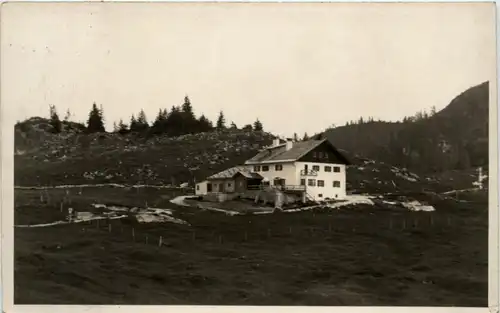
top-left (245, 139), bottom-right (350, 165)
top-left (207, 166), bottom-right (263, 180)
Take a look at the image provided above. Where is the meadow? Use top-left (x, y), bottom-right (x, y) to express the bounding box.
top-left (14, 186), bottom-right (488, 306)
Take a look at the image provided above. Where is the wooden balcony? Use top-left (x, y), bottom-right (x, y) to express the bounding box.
top-left (300, 169), bottom-right (318, 176)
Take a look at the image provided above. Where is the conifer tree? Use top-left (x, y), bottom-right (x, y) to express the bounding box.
top-left (49, 104), bottom-right (62, 134)
top-left (118, 119), bottom-right (129, 135)
top-left (130, 114), bottom-right (139, 132)
top-left (253, 118), bottom-right (263, 131)
top-left (136, 109), bottom-right (149, 132)
top-left (151, 108), bottom-right (168, 135)
top-left (197, 114), bottom-right (213, 132)
top-left (86, 102), bottom-right (105, 133)
top-left (181, 96), bottom-right (197, 133)
top-left (216, 111), bottom-right (226, 130)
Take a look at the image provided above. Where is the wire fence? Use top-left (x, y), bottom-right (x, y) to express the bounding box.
top-left (72, 211), bottom-right (468, 249)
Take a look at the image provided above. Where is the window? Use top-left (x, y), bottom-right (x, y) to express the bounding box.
top-left (262, 165), bottom-right (269, 172)
top-left (318, 152), bottom-right (323, 159)
top-left (333, 166), bottom-right (341, 173)
top-left (318, 194), bottom-right (323, 198)
top-left (196, 185), bottom-right (200, 190)
top-left (324, 166), bottom-right (332, 172)
top-left (300, 179), bottom-right (306, 186)
top-left (333, 181), bottom-right (341, 188)
top-left (207, 184), bottom-right (212, 192)
top-left (308, 179), bottom-right (316, 186)
top-left (312, 165), bottom-right (320, 171)
top-left (227, 183), bottom-right (232, 188)
top-left (318, 180), bottom-right (325, 187)
top-left (254, 166), bottom-right (261, 172)
top-left (275, 164), bottom-right (283, 171)
top-left (313, 152), bottom-right (317, 158)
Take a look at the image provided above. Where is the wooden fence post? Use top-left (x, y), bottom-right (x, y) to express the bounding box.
top-left (158, 236), bottom-right (163, 247)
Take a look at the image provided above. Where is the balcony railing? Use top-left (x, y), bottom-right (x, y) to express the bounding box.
top-left (281, 185), bottom-right (306, 191)
top-left (246, 185), bottom-right (306, 192)
top-left (300, 169), bottom-right (318, 176)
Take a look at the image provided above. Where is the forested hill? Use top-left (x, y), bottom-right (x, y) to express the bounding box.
top-left (324, 81), bottom-right (489, 173)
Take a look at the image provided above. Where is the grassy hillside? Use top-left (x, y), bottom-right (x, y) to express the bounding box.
top-left (15, 129), bottom-right (274, 186)
top-left (15, 121), bottom-right (487, 195)
top-left (324, 81), bottom-right (489, 173)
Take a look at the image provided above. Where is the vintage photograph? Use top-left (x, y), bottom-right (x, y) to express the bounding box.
top-left (2, 2), bottom-right (496, 307)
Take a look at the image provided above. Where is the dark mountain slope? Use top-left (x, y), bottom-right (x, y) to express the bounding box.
top-left (324, 81), bottom-right (489, 173)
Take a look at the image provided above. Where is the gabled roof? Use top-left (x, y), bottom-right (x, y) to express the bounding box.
top-left (207, 166), bottom-right (263, 180)
top-left (244, 138), bottom-right (350, 165)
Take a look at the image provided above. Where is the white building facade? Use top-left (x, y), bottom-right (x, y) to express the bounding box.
top-left (244, 138), bottom-right (350, 201)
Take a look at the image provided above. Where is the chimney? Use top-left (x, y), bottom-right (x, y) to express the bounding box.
top-left (273, 138), bottom-right (280, 147)
top-left (286, 138), bottom-right (293, 151)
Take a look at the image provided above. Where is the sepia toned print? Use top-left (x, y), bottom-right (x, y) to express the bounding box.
top-left (1, 2), bottom-right (497, 309)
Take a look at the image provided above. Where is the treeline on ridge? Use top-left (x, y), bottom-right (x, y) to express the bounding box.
top-left (44, 95), bottom-right (264, 138)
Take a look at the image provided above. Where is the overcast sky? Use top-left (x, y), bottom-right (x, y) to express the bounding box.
top-left (1, 2), bottom-right (495, 137)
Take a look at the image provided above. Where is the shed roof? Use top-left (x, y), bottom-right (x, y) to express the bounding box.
top-left (207, 166), bottom-right (263, 180)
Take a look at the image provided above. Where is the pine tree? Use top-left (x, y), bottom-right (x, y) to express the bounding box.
top-left (181, 96), bottom-right (194, 116)
top-left (198, 114), bottom-right (213, 132)
top-left (230, 121), bottom-right (238, 130)
top-left (242, 124), bottom-right (253, 131)
top-left (136, 109), bottom-right (149, 132)
top-left (253, 118), bottom-right (263, 131)
top-left (129, 114), bottom-right (139, 132)
top-left (165, 106), bottom-right (184, 137)
top-left (113, 121), bottom-right (119, 132)
top-left (118, 119), bottom-right (129, 135)
top-left (216, 111), bottom-right (226, 130)
top-left (181, 96), bottom-right (197, 133)
top-left (151, 108), bottom-right (168, 135)
top-left (303, 132), bottom-right (309, 141)
top-left (49, 104), bottom-right (62, 133)
top-left (86, 102), bottom-right (105, 133)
